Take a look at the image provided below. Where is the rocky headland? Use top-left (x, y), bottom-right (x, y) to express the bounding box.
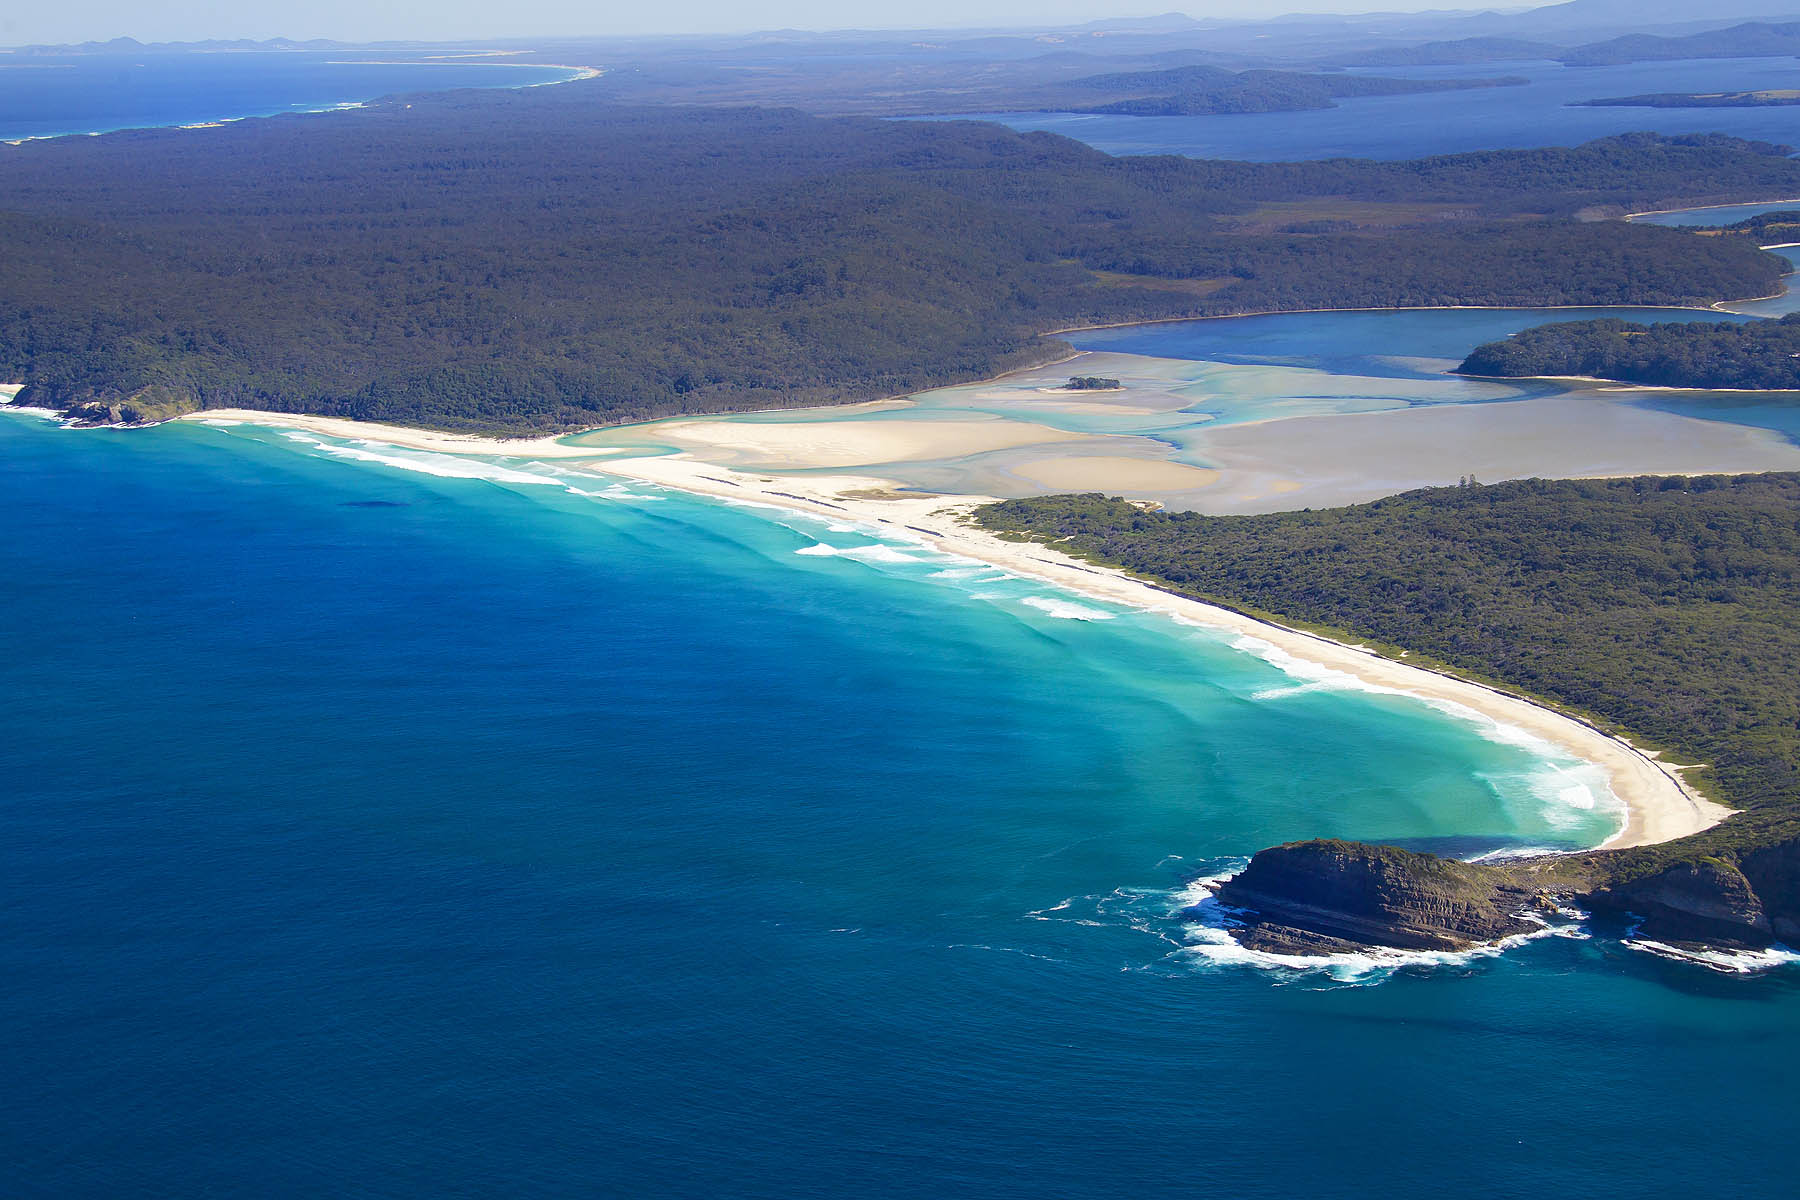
top-left (1209, 836), bottom-right (1800, 957)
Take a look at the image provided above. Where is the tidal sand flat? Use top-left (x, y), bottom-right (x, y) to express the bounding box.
top-left (1187, 392), bottom-right (1800, 512)
top-left (601, 411), bottom-right (1090, 468)
top-left (1007, 455), bottom-right (1221, 492)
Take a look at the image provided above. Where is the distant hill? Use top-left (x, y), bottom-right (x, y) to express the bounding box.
top-left (1562, 21), bottom-right (1800, 66)
top-left (1500, 0), bottom-right (1800, 35)
top-left (1052, 64), bottom-right (1525, 117)
top-left (1320, 17), bottom-right (1800, 70)
top-left (1333, 37), bottom-right (1565, 68)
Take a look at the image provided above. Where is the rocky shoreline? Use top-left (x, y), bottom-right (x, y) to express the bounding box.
top-left (1208, 837), bottom-right (1800, 958)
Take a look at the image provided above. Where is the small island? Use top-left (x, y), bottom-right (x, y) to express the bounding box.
top-left (1577, 90), bottom-right (1800, 109)
top-left (1059, 65), bottom-right (1525, 117)
top-left (1062, 376), bottom-right (1123, 391)
top-left (1455, 312), bottom-right (1800, 389)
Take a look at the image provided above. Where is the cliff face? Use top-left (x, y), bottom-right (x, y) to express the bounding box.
top-left (1211, 837), bottom-right (1800, 958)
top-left (1586, 858), bottom-right (1770, 947)
top-left (1209, 840), bottom-right (1562, 955)
top-left (1585, 838), bottom-right (1800, 948)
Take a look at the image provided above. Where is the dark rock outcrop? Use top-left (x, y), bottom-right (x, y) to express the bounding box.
top-left (1210, 835), bottom-right (1800, 960)
top-left (1739, 838), bottom-right (1800, 944)
top-left (1209, 839), bottom-right (1558, 955)
top-left (1585, 857), bottom-right (1771, 948)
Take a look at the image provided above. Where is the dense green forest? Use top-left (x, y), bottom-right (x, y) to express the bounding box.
top-left (0, 83), bottom-right (1794, 431)
top-left (973, 476), bottom-right (1800, 875)
top-left (1054, 64), bottom-right (1522, 116)
top-left (1457, 313), bottom-right (1800, 389)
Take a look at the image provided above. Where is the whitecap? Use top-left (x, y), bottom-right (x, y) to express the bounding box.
top-left (1020, 596), bottom-right (1115, 621)
top-left (929, 566), bottom-right (1005, 581)
top-left (793, 541), bottom-right (918, 564)
top-left (288, 434), bottom-right (568, 486)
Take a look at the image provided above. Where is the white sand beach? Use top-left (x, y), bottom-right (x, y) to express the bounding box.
top-left (187, 409), bottom-right (630, 459)
top-left (158, 380), bottom-right (1753, 852)
top-left (633, 413), bottom-right (1088, 468)
top-left (595, 452), bottom-right (1731, 851)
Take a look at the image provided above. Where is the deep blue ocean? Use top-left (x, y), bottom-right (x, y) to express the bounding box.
top-left (4, 57), bottom-right (1800, 1198)
top-left (4, 399), bottom-right (1799, 1197)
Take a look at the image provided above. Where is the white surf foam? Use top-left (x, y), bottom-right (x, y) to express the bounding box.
top-left (285, 433), bottom-right (569, 487)
top-left (1019, 596), bottom-right (1115, 621)
top-left (1622, 938), bottom-right (1800, 974)
top-left (1227, 625), bottom-right (1626, 837)
top-left (1167, 866), bottom-right (1586, 984)
top-left (794, 541), bottom-right (919, 564)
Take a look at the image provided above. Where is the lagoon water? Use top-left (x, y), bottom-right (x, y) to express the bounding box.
top-left (4, 401), bottom-right (1800, 1197)
top-left (966, 57), bottom-right (1800, 161)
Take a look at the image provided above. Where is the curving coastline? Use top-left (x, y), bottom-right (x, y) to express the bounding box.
top-left (155, 405), bottom-right (1733, 855)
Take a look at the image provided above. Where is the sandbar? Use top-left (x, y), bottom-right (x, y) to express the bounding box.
top-left (1008, 455), bottom-right (1220, 492)
top-left (1188, 392), bottom-right (1800, 512)
top-left (631, 413), bottom-right (1087, 468)
top-left (182, 409), bottom-right (628, 459)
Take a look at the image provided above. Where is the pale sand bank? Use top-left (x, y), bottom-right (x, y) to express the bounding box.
top-left (598, 452), bottom-right (1730, 852)
top-left (183, 409), bottom-right (627, 459)
top-left (566, 352), bottom-right (1800, 514)
top-left (1009, 455), bottom-right (1221, 492)
top-left (1188, 392), bottom-right (1800, 512)
top-left (631, 413), bottom-right (1087, 468)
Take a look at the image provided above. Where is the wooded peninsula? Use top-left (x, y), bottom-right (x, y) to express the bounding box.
top-left (1458, 312), bottom-right (1800, 389)
top-left (1, 82), bottom-right (1796, 432)
top-left (974, 477), bottom-right (1800, 951)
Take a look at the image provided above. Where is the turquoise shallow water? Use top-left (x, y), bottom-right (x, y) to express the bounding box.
top-left (3, 406), bottom-right (1798, 1196)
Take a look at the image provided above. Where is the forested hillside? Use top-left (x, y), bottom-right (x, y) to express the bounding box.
top-left (1051, 64), bottom-right (1522, 116)
top-left (0, 83), bottom-right (1794, 432)
top-left (974, 476), bottom-right (1800, 871)
top-left (1458, 312), bottom-right (1800, 389)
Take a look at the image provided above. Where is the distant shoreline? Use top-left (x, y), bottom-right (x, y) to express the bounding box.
top-left (0, 57), bottom-right (597, 147)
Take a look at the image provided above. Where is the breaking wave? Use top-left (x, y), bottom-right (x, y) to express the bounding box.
top-left (1019, 596), bottom-right (1115, 621)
